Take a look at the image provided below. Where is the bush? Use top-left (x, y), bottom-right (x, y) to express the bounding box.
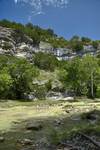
top-left (0, 71), bottom-right (13, 98)
top-left (0, 55), bottom-right (39, 100)
top-left (68, 37), bottom-right (83, 51)
top-left (33, 52), bottom-right (58, 71)
top-left (45, 80), bottom-right (52, 92)
top-left (92, 41), bottom-right (99, 49)
top-left (73, 42), bottom-right (83, 51)
top-left (81, 37), bottom-right (91, 44)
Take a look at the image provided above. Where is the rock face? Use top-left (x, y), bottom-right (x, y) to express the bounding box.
top-left (0, 26), bottom-right (31, 58)
top-left (0, 26), bottom-right (100, 61)
top-left (39, 41), bottom-right (53, 53)
top-left (0, 26), bottom-right (53, 60)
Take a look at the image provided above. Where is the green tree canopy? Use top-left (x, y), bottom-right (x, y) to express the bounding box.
top-left (59, 55), bottom-right (100, 98)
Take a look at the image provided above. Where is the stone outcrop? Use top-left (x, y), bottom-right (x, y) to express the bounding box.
top-left (0, 26), bottom-right (100, 61)
top-left (39, 41), bottom-right (53, 53)
top-left (0, 26), bottom-right (54, 60)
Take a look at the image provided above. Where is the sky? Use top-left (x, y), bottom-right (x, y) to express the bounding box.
top-left (0, 0), bottom-right (100, 40)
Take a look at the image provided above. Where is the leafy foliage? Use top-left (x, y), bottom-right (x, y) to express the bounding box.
top-left (0, 70), bottom-right (13, 98)
top-left (33, 52), bottom-right (59, 71)
top-left (0, 20), bottom-right (100, 100)
top-left (59, 55), bottom-right (100, 98)
top-left (0, 20), bottom-right (100, 52)
top-left (68, 36), bottom-right (83, 51)
top-left (92, 41), bottom-right (99, 49)
top-left (81, 37), bottom-right (91, 45)
top-left (0, 55), bottom-right (39, 99)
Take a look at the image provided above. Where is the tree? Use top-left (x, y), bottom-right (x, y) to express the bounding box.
top-left (26, 23), bottom-right (34, 29)
top-left (0, 55), bottom-right (40, 100)
top-left (82, 55), bottom-right (99, 98)
top-left (70, 35), bottom-right (80, 42)
top-left (59, 57), bottom-right (88, 96)
top-left (81, 37), bottom-right (91, 44)
top-left (68, 40), bottom-right (83, 51)
top-left (68, 36), bottom-right (83, 51)
top-left (92, 41), bottom-right (99, 49)
top-left (59, 55), bottom-right (100, 98)
top-left (8, 58), bottom-right (39, 99)
top-left (0, 69), bottom-right (13, 98)
top-left (73, 42), bottom-right (83, 51)
top-left (47, 28), bottom-right (56, 37)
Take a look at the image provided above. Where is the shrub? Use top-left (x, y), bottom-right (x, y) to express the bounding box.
top-left (0, 70), bottom-right (13, 98)
top-left (92, 41), bottom-right (99, 49)
top-left (45, 80), bottom-right (52, 92)
top-left (0, 55), bottom-right (39, 100)
top-left (33, 52), bottom-right (58, 71)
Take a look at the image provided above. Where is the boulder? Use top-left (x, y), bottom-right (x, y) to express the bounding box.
top-left (15, 52), bottom-right (27, 58)
top-left (46, 91), bottom-right (63, 100)
top-left (63, 97), bottom-right (74, 101)
top-left (23, 93), bottom-right (37, 101)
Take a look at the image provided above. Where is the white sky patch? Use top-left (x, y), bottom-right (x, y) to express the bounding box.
top-left (14, 0), bottom-right (69, 21)
top-left (14, 0), bottom-right (18, 3)
top-left (14, 0), bottom-right (69, 13)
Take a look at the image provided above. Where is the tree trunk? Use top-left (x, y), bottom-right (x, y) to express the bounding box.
top-left (91, 71), bottom-right (94, 99)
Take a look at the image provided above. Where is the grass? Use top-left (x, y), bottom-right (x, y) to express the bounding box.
top-left (0, 99), bottom-right (100, 149)
top-left (0, 100), bottom-right (64, 131)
